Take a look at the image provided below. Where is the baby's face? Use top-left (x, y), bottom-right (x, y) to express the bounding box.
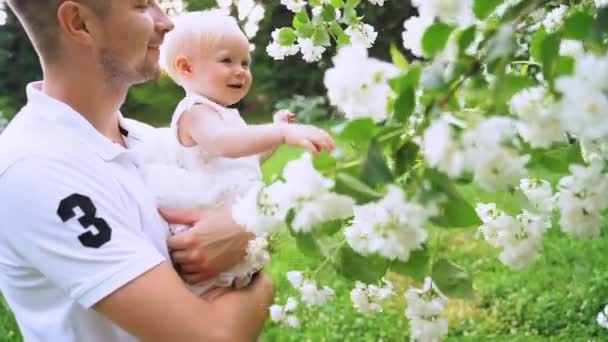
top-left (192, 31), bottom-right (252, 106)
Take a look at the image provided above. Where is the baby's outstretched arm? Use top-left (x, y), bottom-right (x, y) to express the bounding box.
top-left (180, 105), bottom-right (335, 158)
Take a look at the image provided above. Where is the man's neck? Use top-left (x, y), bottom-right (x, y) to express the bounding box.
top-left (41, 64), bottom-right (129, 143)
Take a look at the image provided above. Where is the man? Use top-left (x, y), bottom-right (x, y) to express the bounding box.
top-left (0, 1), bottom-right (273, 341)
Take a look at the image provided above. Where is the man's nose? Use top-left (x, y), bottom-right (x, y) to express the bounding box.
top-left (153, 4), bottom-right (175, 35)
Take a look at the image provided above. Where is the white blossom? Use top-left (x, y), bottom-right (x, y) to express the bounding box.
top-left (597, 0), bottom-right (608, 8)
top-left (510, 87), bottom-right (565, 148)
top-left (422, 118), bottom-right (468, 178)
top-left (581, 138), bottom-right (608, 163)
top-left (231, 182), bottom-right (287, 236)
top-left (345, 186), bottom-right (434, 262)
top-left (598, 305), bottom-right (608, 329)
top-left (401, 15), bottom-right (434, 58)
top-left (411, 0), bottom-right (475, 27)
top-left (266, 29), bottom-right (299, 60)
top-left (297, 38), bottom-right (325, 62)
top-left (560, 40), bottom-right (584, 57)
top-left (476, 204), bottom-right (549, 269)
top-left (242, 4), bottom-right (265, 38)
top-left (542, 5), bottom-right (568, 33)
top-left (270, 297), bottom-right (300, 328)
top-left (324, 44), bottom-right (399, 122)
top-left (557, 162), bottom-right (608, 239)
top-left (519, 179), bottom-right (555, 214)
top-left (556, 53), bottom-right (608, 141)
top-left (367, 0), bottom-right (385, 6)
top-left (405, 277), bottom-right (449, 342)
top-left (287, 271), bottom-right (304, 288)
top-left (281, 0), bottom-right (306, 12)
top-left (350, 280), bottom-right (394, 313)
top-left (345, 23), bottom-right (378, 49)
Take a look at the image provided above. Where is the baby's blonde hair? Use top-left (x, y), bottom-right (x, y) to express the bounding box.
top-left (160, 10), bottom-right (243, 86)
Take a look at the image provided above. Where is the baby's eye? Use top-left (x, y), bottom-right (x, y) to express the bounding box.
top-left (221, 58), bottom-right (232, 64)
top-left (242, 60), bottom-right (250, 67)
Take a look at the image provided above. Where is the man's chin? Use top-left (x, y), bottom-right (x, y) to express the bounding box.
top-left (135, 64), bottom-right (162, 84)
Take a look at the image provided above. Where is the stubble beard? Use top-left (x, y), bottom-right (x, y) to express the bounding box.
top-left (99, 49), bottom-right (161, 88)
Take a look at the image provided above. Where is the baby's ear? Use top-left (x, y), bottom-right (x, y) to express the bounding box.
top-left (175, 56), bottom-right (193, 77)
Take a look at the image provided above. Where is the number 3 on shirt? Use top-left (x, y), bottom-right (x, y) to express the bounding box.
top-left (57, 194), bottom-right (112, 248)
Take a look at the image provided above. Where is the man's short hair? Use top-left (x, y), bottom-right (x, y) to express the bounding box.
top-left (6, 0), bottom-right (110, 61)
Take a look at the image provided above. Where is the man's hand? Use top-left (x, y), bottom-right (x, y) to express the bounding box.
top-left (160, 206), bottom-right (253, 283)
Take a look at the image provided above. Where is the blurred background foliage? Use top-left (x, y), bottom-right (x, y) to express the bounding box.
top-left (0, 0), bottom-right (415, 125)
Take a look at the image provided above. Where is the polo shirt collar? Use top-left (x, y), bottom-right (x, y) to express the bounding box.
top-left (25, 81), bottom-right (136, 161)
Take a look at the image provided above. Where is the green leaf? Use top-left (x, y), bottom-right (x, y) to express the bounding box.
top-left (392, 66), bottom-right (422, 123)
top-left (394, 141), bottom-right (420, 176)
top-left (322, 4), bottom-right (336, 22)
top-left (390, 43), bottom-right (408, 71)
top-left (345, 0), bottom-right (360, 9)
top-left (473, 0), bottom-right (503, 20)
top-left (390, 65), bottom-right (421, 94)
top-left (527, 142), bottom-right (584, 173)
top-left (458, 26), bottom-right (477, 55)
top-left (530, 26), bottom-right (547, 63)
top-left (431, 259), bottom-right (474, 299)
top-left (540, 33), bottom-right (561, 84)
top-left (293, 232), bottom-right (324, 258)
top-left (336, 245), bottom-right (389, 283)
top-left (422, 23), bottom-right (455, 58)
top-left (589, 8), bottom-right (608, 45)
top-left (312, 29), bottom-right (331, 46)
top-left (293, 10), bottom-right (311, 27)
top-left (390, 247), bottom-right (429, 282)
top-left (343, 7), bottom-right (358, 25)
top-left (313, 150), bottom-right (337, 172)
top-left (330, 0), bottom-right (345, 8)
top-left (493, 74), bottom-right (536, 110)
top-left (278, 27), bottom-right (297, 46)
top-left (335, 173), bottom-right (383, 204)
top-left (339, 118), bottom-right (376, 142)
top-left (424, 169), bottom-right (482, 228)
top-left (360, 140), bottom-right (394, 188)
top-left (317, 220), bottom-right (344, 236)
top-left (296, 23), bottom-right (315, 38)
top-left (337, 32), bottom-right (351, 46)
top-left (555, 55), bottom-right (575, 77)
top-left (563, 11), bottom-right (594, 41)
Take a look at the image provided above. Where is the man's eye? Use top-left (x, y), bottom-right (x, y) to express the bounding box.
top-left (135, 0), bottom-right (150, 8)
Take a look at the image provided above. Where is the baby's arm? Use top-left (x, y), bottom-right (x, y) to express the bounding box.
top-left (260, 110), bottom-right (297, 163)
top-left (179, 105), bottom-right (335, 158)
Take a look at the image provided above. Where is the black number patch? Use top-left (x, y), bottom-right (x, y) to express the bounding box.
top-left (57, 194), bottom-right (112, 248)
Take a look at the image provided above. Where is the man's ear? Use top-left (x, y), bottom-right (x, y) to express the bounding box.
top-left (56, 1), bottom-right (97, 46)
top-left (175, 56), bottom-right (194, 78)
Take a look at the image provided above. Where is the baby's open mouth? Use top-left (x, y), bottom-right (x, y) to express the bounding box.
top-left (227, 84), bottom-right (244, 89)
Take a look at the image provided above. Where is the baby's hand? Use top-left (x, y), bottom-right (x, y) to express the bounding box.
top-left (281, 124), bottom-right (335, 155)
top-left (273, 110), bottom-right (296, 124)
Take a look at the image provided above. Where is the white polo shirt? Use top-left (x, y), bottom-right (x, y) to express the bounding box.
top-left (0, 82), bottom-right (172, 342)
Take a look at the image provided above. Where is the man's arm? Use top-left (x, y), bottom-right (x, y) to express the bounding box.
top-left (94, 262), bottom-right (274, 342)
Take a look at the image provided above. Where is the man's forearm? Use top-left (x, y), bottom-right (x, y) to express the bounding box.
top-left (206, 273), bottom-right (274, 341)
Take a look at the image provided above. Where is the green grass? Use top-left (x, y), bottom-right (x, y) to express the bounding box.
top-left (1, 146), bottom-right (608, 341)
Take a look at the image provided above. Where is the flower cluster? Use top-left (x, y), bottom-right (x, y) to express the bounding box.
top-left (476, 201), bottom-right (551, 270)
top-left (266, 0), bottom-right (381, 61)
top-left (226, 236), bottom-right (271, 287)
top-left (287, 271), bottom-right (335, 306)
top-left (556, 162), bottom-right (608, 239)
top-left (350, 280), bottom-right (394, 313)
top-left (270, 297), bottom-right (300, 328)
top-left (323, 45), bottom-right (399, 122)
top-left (598, 304), bottom-right (608, 329)
top-left (423, 116), bottom-right (529, 192)
top-left (344, 186), bottom-right (434, 262)
top-left (232, 153), bottom-right (354, 234)
top-left (405, 277), bottom-right (449, 342)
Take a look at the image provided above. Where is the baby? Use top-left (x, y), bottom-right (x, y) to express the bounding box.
top-left (138, 10), bottom-right (335, 295)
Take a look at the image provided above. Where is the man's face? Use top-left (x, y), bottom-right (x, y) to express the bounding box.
top-left (94, 0), bottom-right (174, 86)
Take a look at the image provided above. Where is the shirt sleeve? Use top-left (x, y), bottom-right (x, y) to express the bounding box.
top-left (0, 157), bottom-right (166, 308)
